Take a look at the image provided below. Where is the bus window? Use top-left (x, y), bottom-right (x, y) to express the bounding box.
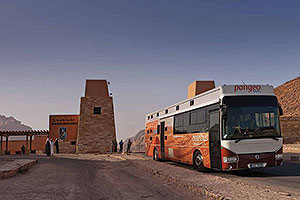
top-left (223, 106), bottom-right (280, 140)
top-left (262, 113), bottom-right (270, 127)
top-left (175, 114), bottom-right (184, 127)
top-left (190, 100), bottom-right (194, 106)
top-left (190, 111), bottom-right (198, 125)
top-left (174, 107), bottom-right (209, 134)
top-left (209, 111), bottom-right (219, 128)
top-left (190, 109), bottom-right (206, 125)
top-left (270, 113), bottom-right (275, 126)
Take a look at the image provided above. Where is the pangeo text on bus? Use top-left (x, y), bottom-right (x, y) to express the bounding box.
top-left (234, 85), bottom-right (261, 93)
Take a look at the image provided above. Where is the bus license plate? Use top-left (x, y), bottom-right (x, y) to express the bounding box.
top-left (247, 163), bottom-right (267, 169)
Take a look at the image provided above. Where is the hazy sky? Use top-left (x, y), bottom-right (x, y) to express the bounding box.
top-left (0, 0), bottom-right (299, 140)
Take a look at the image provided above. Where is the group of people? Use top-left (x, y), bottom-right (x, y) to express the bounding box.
top-left (45, 138), bottom-right (59, 156)
top-left (44, 137), bottom-right (132, 156)
top-left (111, 139), bottom-right (132, 154)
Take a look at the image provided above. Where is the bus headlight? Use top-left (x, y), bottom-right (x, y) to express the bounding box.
top-left (223, 156), bottom-right (239, 163)
top-left (275, 154), bottom-right (283, 160)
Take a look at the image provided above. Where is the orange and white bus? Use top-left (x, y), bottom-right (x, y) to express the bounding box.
top-left (145, 84), bottom-right (283, 171)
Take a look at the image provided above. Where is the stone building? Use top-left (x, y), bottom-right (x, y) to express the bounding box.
top-left (49, 80), bottom-right (116, 154)
top-left (49, 115), bottom-right (79, 153)
top-left (76, 80), bottom-right (116, 153)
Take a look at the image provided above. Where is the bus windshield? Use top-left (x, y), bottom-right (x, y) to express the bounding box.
top-left (222, 96), bottom-right (281, 140)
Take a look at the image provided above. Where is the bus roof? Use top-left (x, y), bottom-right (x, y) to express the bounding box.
top-left (146, 84), bottom-right (275, 122)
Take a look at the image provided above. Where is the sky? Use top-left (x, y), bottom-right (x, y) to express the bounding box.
top-left (0, 0), bottom-right (299, 140)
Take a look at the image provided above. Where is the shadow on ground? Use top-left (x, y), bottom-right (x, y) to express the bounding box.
top-left (164, 159), bottom-right (300, 177)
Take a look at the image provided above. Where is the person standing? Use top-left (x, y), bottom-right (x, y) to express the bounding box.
top-left (45, 138), bottom-right (51, 156)
top-left (21, 145), bottom-right (26, 155)
top-left (126, 139), bottom-right (132, 155)
top-left (119, 140), bottom-right (124, 153)
top-left (54, 138), bottom-right (59, 154)
top-left (50, 139), bottom-right (54, 156)
top-left (114, 140), bottom-right (117, 152)
top-left (111, 140), bottom-right (117, 152)
top-left (111, 140), bottom-right (114, 152)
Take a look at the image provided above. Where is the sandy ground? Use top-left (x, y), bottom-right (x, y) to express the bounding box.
top-left (56, 153), bottom-right (300, 200)
top-left (1, 152), bottom-right (299, 200)
top-left (0, 155), bottom-right (204, 200)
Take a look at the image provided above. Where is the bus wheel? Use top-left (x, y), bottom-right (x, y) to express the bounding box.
top-left (153, 148), bottom-right (159, 161)
top-left (193, 151), bottom-right (205, 172)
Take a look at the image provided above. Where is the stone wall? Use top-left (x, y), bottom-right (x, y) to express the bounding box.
top-left (76, 96), bottom-right (116, 154)
top-left (281, 116), bottom-right (300, 144)
top-left (58, 140), bottom-right (76, 154)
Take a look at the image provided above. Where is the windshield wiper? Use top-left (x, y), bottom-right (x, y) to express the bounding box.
top-left (235, 138), bottom-right (246, 143)
top-left (253, 127), bottom-right (275, 133)
top-left (271, 137), bottom-right (279, 141)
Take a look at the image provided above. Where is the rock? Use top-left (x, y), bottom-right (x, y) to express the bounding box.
top-left (275, 76), bottom-right (300, 144)
top-left (275, 76), bottom-right (300, 116)
top-left (124, 129), bottom-right (145, 152)
top-left (0, 115), bottom-right (32, 131)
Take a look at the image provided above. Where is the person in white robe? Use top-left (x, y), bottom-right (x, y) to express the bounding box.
top-left (50, 139), bottom-right (54, 156)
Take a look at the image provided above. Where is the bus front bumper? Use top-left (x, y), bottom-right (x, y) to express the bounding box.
top-left (222, 152), bottom-right (283, 171)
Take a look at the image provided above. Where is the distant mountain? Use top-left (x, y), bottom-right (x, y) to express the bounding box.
top-left (275, 76), bottom-right (300, 116)
top-left (0, 115), bottom-right (32, 131)
top-left (124, 129), bottom-right (145, 152)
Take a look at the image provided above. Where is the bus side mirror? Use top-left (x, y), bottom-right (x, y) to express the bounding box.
top-left (279, 105), bottom-right (283, 116)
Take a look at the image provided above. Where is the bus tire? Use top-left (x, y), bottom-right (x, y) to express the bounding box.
top-left (193, 150), bottom-right (205, 172)
top-left (153, 148), bottom-right (159, 161)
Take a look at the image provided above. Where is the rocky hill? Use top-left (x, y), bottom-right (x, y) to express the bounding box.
top-left (124, 129), bottom-right (145, 152)
top-left (0, 115), bottom-right (32, 131)
top-left (275, 76), bottom-right (300, 116)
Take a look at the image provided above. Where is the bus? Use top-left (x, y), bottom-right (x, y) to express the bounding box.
top-left (145, 84), bottom-right (283, 171)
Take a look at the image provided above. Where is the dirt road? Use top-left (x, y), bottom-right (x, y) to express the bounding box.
top-left (1, 153), bottom-right (298, 200)
top-left (162, 159), bottom-right (300, 198)
top-left (0, 155), bottom-right (203, 200)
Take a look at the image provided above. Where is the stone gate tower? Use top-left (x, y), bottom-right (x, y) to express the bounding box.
top-left (76, 80), bottom-right (116, 154)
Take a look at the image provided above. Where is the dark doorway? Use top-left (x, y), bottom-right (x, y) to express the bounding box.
top-left (209, 110), bottom-right (221, 170)
top-left (160, 121), bottom-right (165, 160)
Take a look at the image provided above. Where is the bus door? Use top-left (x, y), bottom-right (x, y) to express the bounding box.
top-left (209, 110), bottom-right (221, 170)
top-left (160, 121), bottom-right (165, 159)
